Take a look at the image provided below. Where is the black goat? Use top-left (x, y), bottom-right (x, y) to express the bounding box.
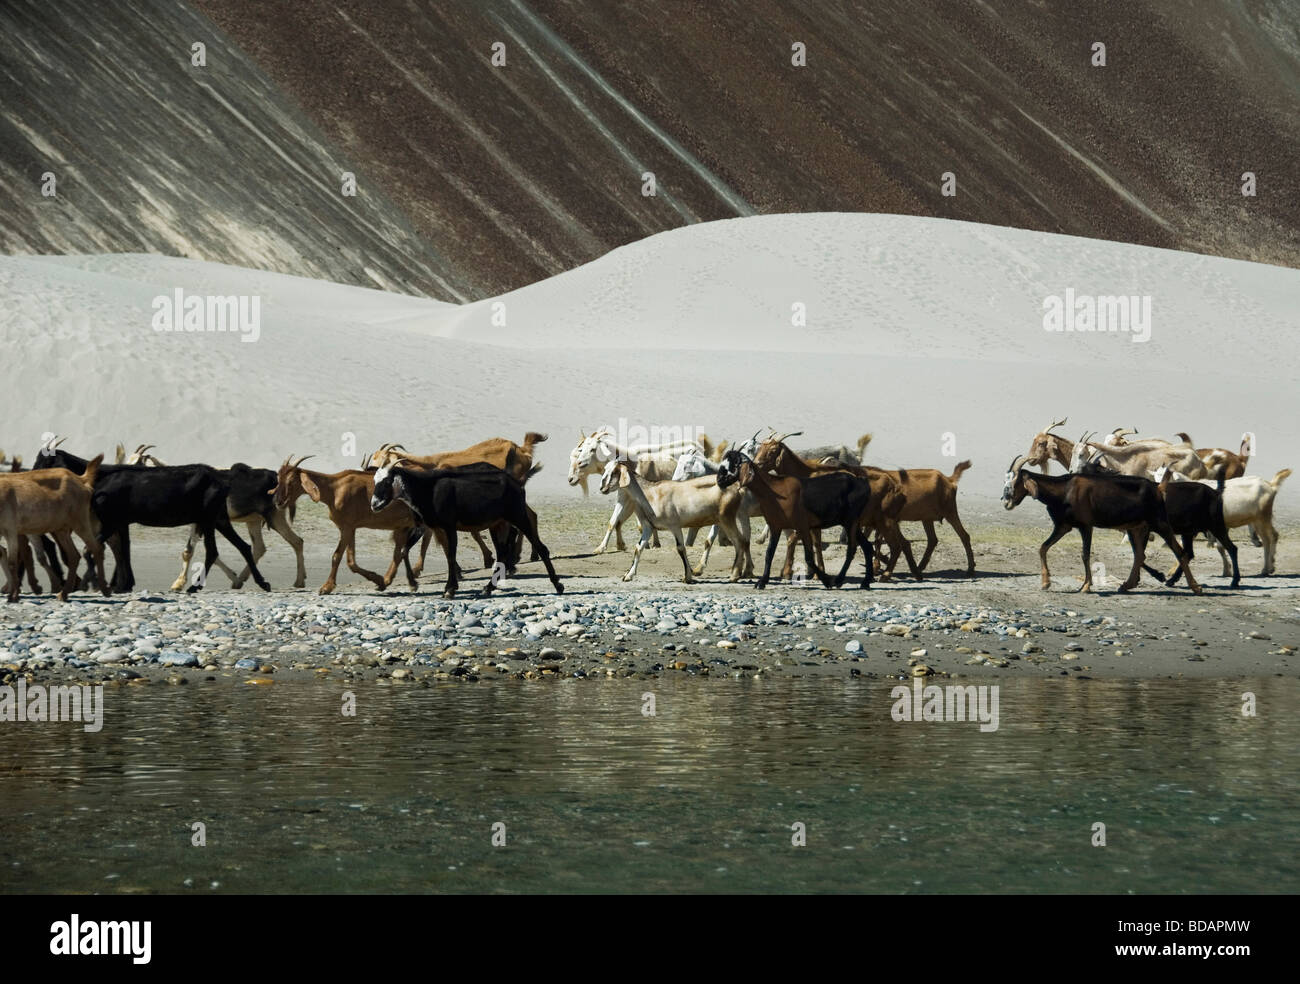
top-left (785, 470), bottom-right (876, 588)
top-left (34, 447), bottom-right (270, 593)
top-left (1150, 472), bottom-right (1239, 589)
top-left (370, 462), bottom-right (562, 599)
top-left (1002, 456), bottom-right (1201, 594)
top-left (1073, 460), bottom-right (1239, 590)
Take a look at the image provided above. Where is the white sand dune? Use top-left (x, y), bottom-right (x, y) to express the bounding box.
top-left (2, 213), bottom-right (1296, 506)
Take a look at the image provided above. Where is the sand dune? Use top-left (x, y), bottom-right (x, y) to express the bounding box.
top-left (2, 214), bottom-right (1296, 505)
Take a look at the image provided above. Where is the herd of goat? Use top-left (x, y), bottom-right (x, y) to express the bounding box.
top-left (0, 419), bottom-right (1289, 601)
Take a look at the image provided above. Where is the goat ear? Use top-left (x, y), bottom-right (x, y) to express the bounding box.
top-left (300, 473), bottom-right (322, 502)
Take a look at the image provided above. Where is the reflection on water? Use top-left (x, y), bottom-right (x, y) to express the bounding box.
top-left (1, 677), bottom-right (1297, 893)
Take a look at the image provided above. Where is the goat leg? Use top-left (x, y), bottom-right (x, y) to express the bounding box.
top-left (1156, 525), bottom-right (1202, 594)
top-left (214, 516), bottom-right (270, 591)
top-left (1038, 521), bottom-right (1071, 590)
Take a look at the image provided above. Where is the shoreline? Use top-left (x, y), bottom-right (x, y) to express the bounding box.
top-left (3, 502), bottom-right (1297, 686)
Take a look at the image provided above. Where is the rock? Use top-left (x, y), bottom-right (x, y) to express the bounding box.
top-left (910, 664), bottom-right (933, 677)
top-left (845, 639), bottom-right (862, 654)
top-left (94, 648), bottom-right (128, 664)
top-left (158, 651), bottom-right (199, 667)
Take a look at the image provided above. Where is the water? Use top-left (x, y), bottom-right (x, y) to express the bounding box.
top-left (2, 676), bottom-right (1297, 893)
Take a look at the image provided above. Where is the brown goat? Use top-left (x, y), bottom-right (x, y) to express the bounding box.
top-left (0, 458), bottom-right (109, 602)
top-left (272, 456), bottom-right (421, 595)
top-left (750, 437), bottom-right (920, 581)
top-left (716, 450), bottom-right (832, 589)
top-left (872, 462), bottom-right (975, 576)
top-left (1023, 417), bottom-right (1076, 473)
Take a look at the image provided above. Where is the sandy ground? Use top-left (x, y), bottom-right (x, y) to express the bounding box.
top-left (7, 494), bottom-right (1297, 683)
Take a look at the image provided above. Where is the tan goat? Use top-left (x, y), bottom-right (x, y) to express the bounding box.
top-left (272, 456), bottom-right (420, 595)
top-left (0, 457), bottom-right (109, 602)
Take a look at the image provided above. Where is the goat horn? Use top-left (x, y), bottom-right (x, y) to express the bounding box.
top-left (291, 454), bottom-right (315, 469)
top-left (1044, 417), bottom-right (1067, 435)
top-left (53, 436), bottom-right (67, 448)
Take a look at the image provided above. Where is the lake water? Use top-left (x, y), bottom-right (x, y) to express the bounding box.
top-left (2, 676), bottom-right (1296, 893)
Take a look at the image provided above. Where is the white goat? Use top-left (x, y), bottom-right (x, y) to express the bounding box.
top-left (1072, 432), bottom-right (1208, 479)
top-left (569, 427), bottom-right (704, 551)
top-left (1154, 466), bottom-right (1291, 576)
top-left (599, 460), bottom-right (751, 582)
top-left (672, 446), bottom-right (768, 557)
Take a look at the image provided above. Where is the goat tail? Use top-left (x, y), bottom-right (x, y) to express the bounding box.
top-left (523, 431), bottom-right (548, 450)
top-left (857, 433), bottom-right (873, 457)
top-left (1270, 468), bottom-right (1293, 489)
top-left (527, 462), bottom-right (544, 480)
top-left (949, 460), bottom-right (973, 483)
top-left (698, 433), bottom-right (715, 458)
top-left (82, 454), bottom-right (104, 488)
top-left (405, 525), bottom-right (425, 550)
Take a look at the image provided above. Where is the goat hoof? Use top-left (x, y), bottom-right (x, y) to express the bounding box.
top-left (186, 584), bottom-right (202, 594)
top-left (257, 580), bottom-right (271, 592)
top-left (293, 580), bottom-right (305, 589)
top-left (318, 585), bottom-right (335, 595)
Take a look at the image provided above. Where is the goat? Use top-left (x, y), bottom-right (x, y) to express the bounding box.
top-left (0, 451), bottom-right (66, 593)
top-left (568, 428), bottom-right (705, 551)
top-left (273, 456), bottom-right (421, 595)
top-left (114, 445), bottom-right (306, 591)
top-left (1079, 459), bottom-right (1240, 588)
top-left (366, 434), bottom-right (547, 572)
top-left (599, 460), bottom-right (751, 582)
top-left (1, 458), bottom-right (110, 602)
top-left (1002, 455), bottom-right (1201, 593)
top-left (1072, 432), bottom-right (1208, 479)
top-left (792, 432), bottom-right (873, 467)
top-left (34, 444), bottom-right (271, 593)
top-left (874, 461), bottom-right (975, 576)
top-left (672, 446), bottom-right (768, 553)
top-left (370, 462), bottom-right (562, 599)
top-left (1155, 466), bottom-right (1290, 576)
top-left (749, 435), bottom-right (917, 582)
top-left (1023, 417), bottom-right (1076, 473)
top-left (716, 450), bottom-right (833, 589)
top-left (567, 427), bottom-right (706, 496)
top-left (1142, 468), bottom-right (1240, 588)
